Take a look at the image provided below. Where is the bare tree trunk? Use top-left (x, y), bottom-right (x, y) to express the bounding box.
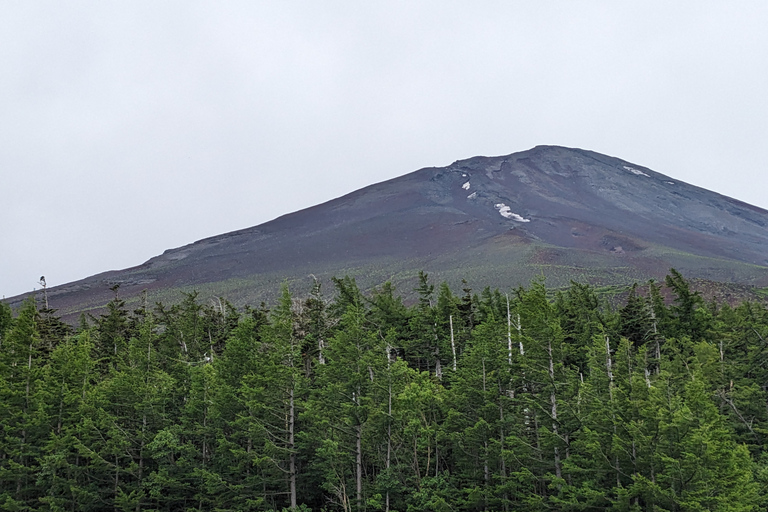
top-left (450, 315), bottom-right (457, 371)
top-left (137, 413), bottom-right (146, 512)
top-left (114, 456), bottom-right (120, 512)
top-left (533, 411), bottom-right (544, 498)
top-left (289, 387), bottom-right (297, 510)
top-left (644, 351), bottom-right (652, 388)
top-left (506, 294), bottom-right (513, 365)
top-left (247, 438), bottom-right (252, 480)
top-left (481, 357), bottom-right (490, 505)
top-left (484, 438), bottom-right (490, 509)
top-left (413, 434), bottom-right (420, 487)
top-left (21, 341), bottom-right (32, 493)
top-left (137, 330), bottom-right (154, 512)
top-left (547, 339), bottom-right (561, 480)
top-left (482, 358), bottom-right (487, 392)
top-left (499, 401), bottom-right (509, 511)
top-left (650, 306), bottom-right (661, 374)
top-left (201, 373), bottom-right (208, 512)
top-left (605, 336), bottom-right (620, 486)
top-left (39, 276), bottom-right (49, 310)
top-left (386, 379), bottom-right (392, 512)
top-left (605, 336), bottom-right (614, 399)
top-left (565, 432), bottom-right (572, 486)
top-left (356, 424), bottom-right (362, 510)
top-left (355, 380), bottom-right (363, 511)
top-left (56, 375), bottom-right (65, 434)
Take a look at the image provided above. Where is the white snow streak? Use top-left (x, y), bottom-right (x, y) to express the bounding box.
top-left (462, 181), bottom-right (471, 190)
top-left (623, 165), bottom-right (650, 177)
top-left (494, 203), bottom-right (530, 222)
top-left (467, 192), bottom-right (477, 199)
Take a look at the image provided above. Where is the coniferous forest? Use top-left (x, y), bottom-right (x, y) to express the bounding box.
top-left (2, 270), bottom-right (768, 511)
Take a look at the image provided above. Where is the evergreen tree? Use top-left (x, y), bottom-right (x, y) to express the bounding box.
top-left (397, 371), bottom-right (447, 512)
top-left (714, 301), bottom-right (768, 453)
top-left (618, 283), bottom-right (656, 348)
top-left (644, 360), bottom-right (760, 511)
top-left (2, 270), bottom-right (768, 510)
top-left (406, 271), bottom-right (441, 375)
top-left (0, 298), bottom-right (46, 509)
top-left (297, 277), bottom-right (332, 375)
top-left (556, 281), bottom-right (615, 373)
top-left (84, 309), bottom-right (174, 510)
top-left (37, 330), bottom-right (100, 510)
top-left (0, 301), bottom-right (12, 340)
top-left (236, 285), bottom-right (306, 510)
top-left (93, 285), bottom-right (132, 373)
top-left (368, 282), bottom-right (410, 349)
top-left (665, 268), bottom-right (710, 341)
top-left (444, 316), bottom-right (515, 510)
top-left (436, 282), bottom-right (463, 374)
top-left (307, 291), bottom-right (387, 511)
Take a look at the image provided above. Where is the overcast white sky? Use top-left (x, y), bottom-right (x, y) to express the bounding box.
top-left (3, 1), bottom-right (768, 298)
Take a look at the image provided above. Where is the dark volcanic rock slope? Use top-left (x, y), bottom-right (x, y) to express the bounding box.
top-left (15, 146), bottom-right (768, 315)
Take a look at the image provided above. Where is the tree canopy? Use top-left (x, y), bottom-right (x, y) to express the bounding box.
top-left (1, 270), bottom-right (766, 511)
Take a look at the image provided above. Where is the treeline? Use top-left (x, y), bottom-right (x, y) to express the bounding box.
top-left (1, 270), bottom-right (768, 511)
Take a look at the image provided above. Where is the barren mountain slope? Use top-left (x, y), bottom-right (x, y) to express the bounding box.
top-left (9, 146), bottom-right (768, 317)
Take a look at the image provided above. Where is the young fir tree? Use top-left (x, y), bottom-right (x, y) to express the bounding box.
top-left (37, 330), bottom-right (100, 510)
top-left (84, 308), bottom-right (174, 511)
top-left (0, 298), bottom-right (47, 509)
top-left (237, 285), bottom-right (306, 510)
top-left (714, 301), bottom-right (768, 454)
top-left (93, 285), bottom-right (133, 374)
top-left (664, 268), bottom-right (712, 342)
top-left (396, 370), bottom-right (448, 512)
top-left (618, 283), bottom-right (656, 348)
top-left (365, 330), bottom-right (416, 512)
top-left (644, 354), bottom-right (760, 511)
top-left (307, 286), bottom-right (388, 511)
top-left (444, 314), bottom-right (518, 510)
top-left (406, 271), bottom-right (442, 376)
top-left (297, 277), bottom-right (332, 377)
top-left (0, 301), bottom-right (12, 340)
top-left (435, 282), bottom-right (463, 375)
top-left (555, 281), bottom-right (614, 373)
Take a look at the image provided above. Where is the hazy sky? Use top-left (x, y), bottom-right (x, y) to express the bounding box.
top-left (3, 2), bottom-right (768, 298)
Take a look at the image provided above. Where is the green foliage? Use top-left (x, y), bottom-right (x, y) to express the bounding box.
top-left (0, 300), bottom-right (14, 340)
top-left (1, 270), bottom-right (767, 511)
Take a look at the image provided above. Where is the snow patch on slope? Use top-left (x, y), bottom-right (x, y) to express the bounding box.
top-left (494, 203), bottom-right (530, 222)
top-left (623, 165), bottom-right (650, 177)
top-left (462, 182), bottom-right (471, 190)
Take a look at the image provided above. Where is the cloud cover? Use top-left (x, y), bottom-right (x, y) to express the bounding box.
top-left (2, 1), bottom-right (768, 298)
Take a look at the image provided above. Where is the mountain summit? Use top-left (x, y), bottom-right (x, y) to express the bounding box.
top-left (13, 146), bottom-right (768, 315)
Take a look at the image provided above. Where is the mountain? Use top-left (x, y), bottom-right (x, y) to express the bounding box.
top-left (9, 145), bottom-right (768, 317)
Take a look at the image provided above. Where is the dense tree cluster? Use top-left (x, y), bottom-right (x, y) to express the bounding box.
top-left (1, 270), bottom-right (768, 511)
